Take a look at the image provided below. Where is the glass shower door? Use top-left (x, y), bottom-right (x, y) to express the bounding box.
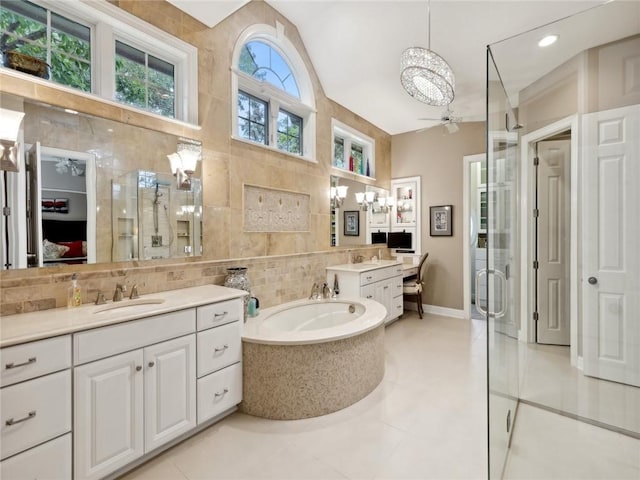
top-left (485, 47), bottom-right (520, 479)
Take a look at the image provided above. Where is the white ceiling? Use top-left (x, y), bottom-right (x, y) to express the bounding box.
top-left (167, 0), bottom-right (629, 135)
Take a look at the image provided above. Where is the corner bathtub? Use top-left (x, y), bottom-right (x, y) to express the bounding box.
top-left (241, 298), bottom-right (387, 419)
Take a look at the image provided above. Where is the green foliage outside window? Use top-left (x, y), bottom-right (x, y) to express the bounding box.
top-left (0, 1), bottom-right (91, 92)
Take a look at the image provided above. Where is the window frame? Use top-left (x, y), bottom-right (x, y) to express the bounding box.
top-left (331, 118), bottom-right (376, 179)
top-left (1, 0), bottom-right (197, 124)
top-left (231, 23), bottom-right (316, 162)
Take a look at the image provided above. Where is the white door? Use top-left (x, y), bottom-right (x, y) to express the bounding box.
top-left (582, 104), bottom-right (640, 387)
top-left (74, 350), bottom-right (144, 480)
top-left (536, 139), bottom-right (571, 345)
top-left (144, 335), bottom-right (196, 452)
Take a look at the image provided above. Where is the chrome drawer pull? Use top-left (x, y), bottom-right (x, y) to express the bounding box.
top-left (5, 357), bottom-right (37, 369)
top-left (213, 311), bottom-right (228, 318)
top-left (214, 388), bottom-right (229, 398)
top-left (214, 345), bottom-right (229, 353)
top-left (5, 410), bottom-right (36, 426)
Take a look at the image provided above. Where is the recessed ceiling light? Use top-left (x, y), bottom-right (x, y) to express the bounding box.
top-left (538, 35), bottom-right (558, 47)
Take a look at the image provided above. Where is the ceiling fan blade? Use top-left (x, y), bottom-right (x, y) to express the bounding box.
top-left (417, 117), bottom-right (442, 121)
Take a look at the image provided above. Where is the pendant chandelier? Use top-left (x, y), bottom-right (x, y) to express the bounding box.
top-left (400, 0), bottom-right (455, 106)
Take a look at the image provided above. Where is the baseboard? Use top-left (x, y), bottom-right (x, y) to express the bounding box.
top-left (404, 302), bottom-right (465, 319)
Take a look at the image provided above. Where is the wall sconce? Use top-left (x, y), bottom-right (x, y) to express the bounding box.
top-left (355, 191), bottom-right (375, 211)
top-left (330, 185), bottom-right (348, 208)
top-left (168, 138), bottom-right (202, 190)
top-left (0, 108), bottom-right (25, 172)
top-left (377, 196), bottom-right (395, 213)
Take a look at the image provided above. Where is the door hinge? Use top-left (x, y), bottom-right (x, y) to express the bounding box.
top-left (533, 208), bottom-right (539, 218)
top-left (505, 264), bottom-right (510, 279)
top-left (533, 311), bottom-right (539, 321)
top-left (533, 156), bottom-right (540, 166)
top-left (2, 206), bottom-right (10, 217)
top-left (533, 260), bottom-right (539, 269)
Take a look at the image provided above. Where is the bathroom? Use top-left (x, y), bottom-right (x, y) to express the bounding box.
top-left (1, 0), bottom-right (639, 479)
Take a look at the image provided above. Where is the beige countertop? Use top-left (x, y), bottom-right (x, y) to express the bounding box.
top-left (326, 259), bottom-right (402, 273)
top-left (0, 284), bottom-right (247, 348)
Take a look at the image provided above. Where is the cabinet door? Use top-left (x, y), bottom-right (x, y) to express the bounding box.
top-left (144, 335), bottom-right (196, 452)
top-left (74, 350), bottom-right (144, 480)
top-left (375, 279), bottom-right (394, 323)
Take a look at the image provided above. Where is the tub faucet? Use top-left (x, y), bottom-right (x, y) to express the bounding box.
top-left (322, 282), bottom-right (334, 299)
top-left (309, 282), bottom-right (322, 300)
top-left (113, 283), bottom-right (127, 302)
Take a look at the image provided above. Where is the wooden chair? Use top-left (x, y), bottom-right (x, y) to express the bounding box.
top-left (402, 252), bottom-right (429, 319)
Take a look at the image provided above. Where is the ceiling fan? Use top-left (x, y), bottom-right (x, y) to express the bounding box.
top-left (418, 107), bottom-right (462, 133)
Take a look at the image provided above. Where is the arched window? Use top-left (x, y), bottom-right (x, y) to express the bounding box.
top-left (231, 23), bottom-right (316, 161)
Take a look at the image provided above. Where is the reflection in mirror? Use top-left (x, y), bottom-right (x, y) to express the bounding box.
top-left (27, 144), bottom-right (96, 267)
top-left (0, 93), bottom-right (203, 270)
top-left (112, 171), bottom-right (202, 261)
top-left (330, 175), bottom-right (390, 247)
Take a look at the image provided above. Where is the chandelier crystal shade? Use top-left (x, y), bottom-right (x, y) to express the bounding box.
top-left (400, 47), bottom-right (455, 106)
top-left (400, 0), bottom-right (455, 106)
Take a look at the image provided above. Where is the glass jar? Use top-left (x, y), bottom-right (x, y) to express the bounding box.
top-left (224, 267), bottom-right (251, 319)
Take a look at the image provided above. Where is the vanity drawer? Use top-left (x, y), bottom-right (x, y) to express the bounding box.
top-left (74, 308), bottom-right (196, 365)
top-left (1, 433), bottom-right (71, 479)
top-left (1, 370), bottom-right (71, 460)
top-left (360, 271), bottom-right (378, 286)
top-left (1, 335), bottom-right (71, 387)
top-left (392, 277), bottom-right (404, 297)
top-left (197, 299), bottom-right (243, 331)
top-left (197, 321), bottom-right (241, 377)
top-left (197, 362), bottom-right (242, 424)
top-left (375, 265), bottom-right (403, 282)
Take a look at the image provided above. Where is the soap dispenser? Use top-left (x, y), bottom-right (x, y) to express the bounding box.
top-left (67, 273), bottom-right (82, 308)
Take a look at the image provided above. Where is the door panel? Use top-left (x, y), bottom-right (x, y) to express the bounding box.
top-left (537, 139), bottom-right (570, 345)
top-left (582, 104), bottom-right (640, 387)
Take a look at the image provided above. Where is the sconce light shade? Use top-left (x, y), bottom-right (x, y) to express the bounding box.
top-left (355, 192), bottom-right (365, 204)
top-left (364, 191), bottom-right (375, 203)
top-left (0, 108), bottom-right (25, 172)
top-left (167, 153), bottom-right (182, 175)
top-left (177, 149), bottom-right (200, 173)
top-left (336, 185), bottom-right (348, 199)
top-left (167, 140), bottom-right (202, 190)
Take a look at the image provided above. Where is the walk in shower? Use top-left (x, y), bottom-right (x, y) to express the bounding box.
top-left (487, 2), bottom-right (640, 477)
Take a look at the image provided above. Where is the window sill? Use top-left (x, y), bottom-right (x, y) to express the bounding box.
top-left (331, 165), bottom-right (377, 182)
top-left (231, 135), bottom-right (317, 164)
top-left (1, 68), bottom-right (201, 134)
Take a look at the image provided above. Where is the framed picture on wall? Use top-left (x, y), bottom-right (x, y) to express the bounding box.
top-left (344, 210), bottom-right (359, 236)
top-left (430, 205), bottom-right (452, 236)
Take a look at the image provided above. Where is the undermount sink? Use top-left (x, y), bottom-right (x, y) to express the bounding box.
top-left (93, 298), bottom-right (165, 314)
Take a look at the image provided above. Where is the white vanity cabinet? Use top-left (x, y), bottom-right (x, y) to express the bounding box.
top-left (195, 298), bottom-right (243, 424)
top-left (0, 335), bottom-right (72, 479)
top-left (73, 309), bottom-right (197, 480)
top-left (0, 285), bottom-right (245, 480)
top-left (327, 261), bottom-right (404, 324)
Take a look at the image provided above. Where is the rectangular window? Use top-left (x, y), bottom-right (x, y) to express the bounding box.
top-left (277, 109), bottom-right (302, 155)
top-left (238, 90), bottom-right (267, 145)
top-left (115, 40), bottom-right (175, 118)
top-left (1, 0), bottom-right (91, 92)
top-left (333, 136), bottom-right (345, 169)
top-left (351, 143), bottom-right (364, 175)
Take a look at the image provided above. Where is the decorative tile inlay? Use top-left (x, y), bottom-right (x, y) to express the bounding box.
top-left (243, 184), bottom-right (310, 232)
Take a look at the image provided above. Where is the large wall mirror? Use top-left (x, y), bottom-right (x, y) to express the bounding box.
top-left (1, 93), bottom-right (203, 270)
top-left (330, 175), bottom-right (390, 248)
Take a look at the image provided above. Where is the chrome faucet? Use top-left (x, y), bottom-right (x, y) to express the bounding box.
top-left (129, 284), bottom-right (139, 300)
top-left (322, 282), bottom-right (334, 299)
top-left (113, 283), bottom-right (127, 302)
top-left (309, 282), bottom-right (322, 300)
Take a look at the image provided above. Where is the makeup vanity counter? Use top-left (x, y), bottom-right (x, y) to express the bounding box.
top-left (327, 260), bottom-right (404, 324)
top-left (0, 284), bottom-right (247, 480)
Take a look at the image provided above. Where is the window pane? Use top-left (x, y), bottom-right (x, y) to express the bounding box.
top-left (238, 91), bottom-right (267, 145)
top-left (241, 40), bottom-right (299, 98)
top-left (334, 136), bottom-right (345, 169)
top-left (50, 12), bottom-right (91, 91)
top-left (0, 0), bottom-right (47, 60)
top-left (115, 43), bottom-right (146, 109)
top-left (115, 41), bottom-right (176, 118)
top-left (148, 54), bottom-right (175, 118)
top-left (277, 109), bottom-right (302, 155)
top-left (351, 143), bottom-right (364, 175)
